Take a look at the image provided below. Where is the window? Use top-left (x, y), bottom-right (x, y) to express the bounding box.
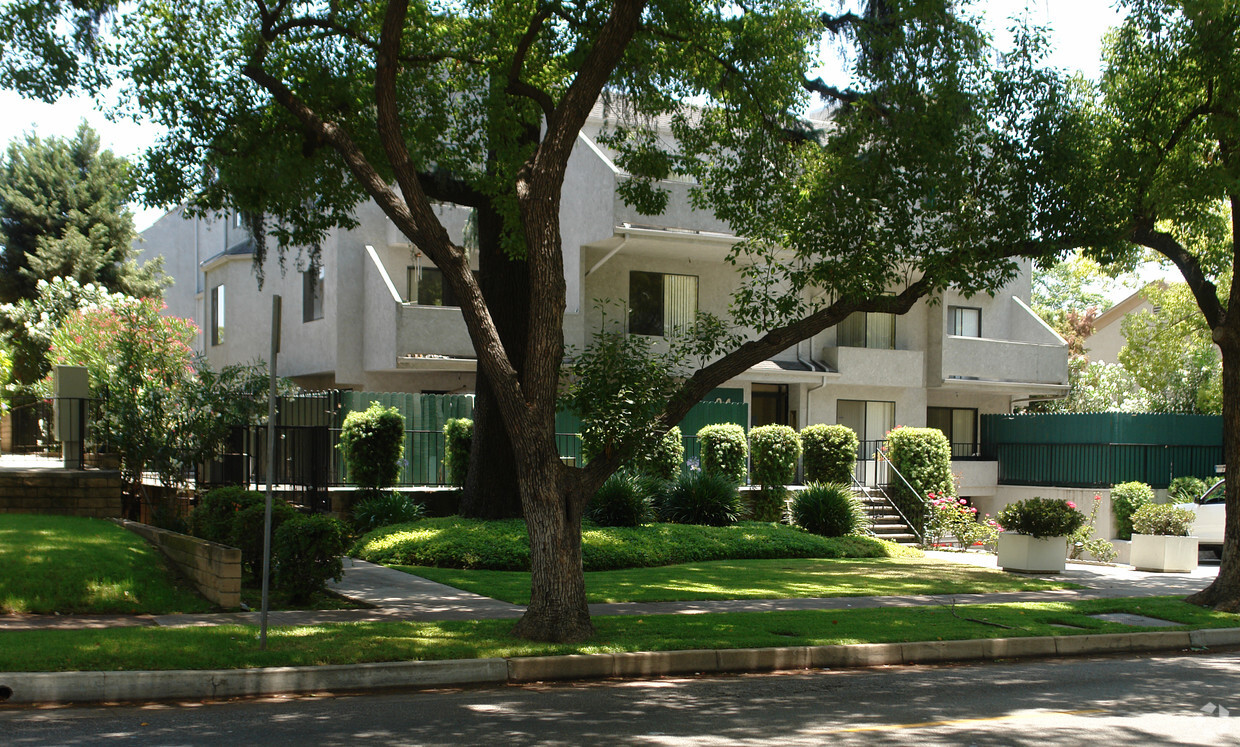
top-left (409, 267), bottom-right (457, 307)
top-left (232, 211), bottom-right (244, 228)
top-left (927, 407), bottom-right (978, 458)
top-left (948, 306), bottom-right (981, 337)
top-left (837, 399), bottom-right (895, 445)
top-left (629, 271), bottom-right (698, 337)
top-left (837, 311), bottom-right (896, 349)
top-left (210, 284), bottom-right (225, 346)
top-left (751, 384), bottom-right (790, 428)
top-left (303, 266), bottom-right (325, 322)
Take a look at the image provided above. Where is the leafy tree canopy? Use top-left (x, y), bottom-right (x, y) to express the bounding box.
top-left (0, 122), bottom-right (165, 305)
top-left (1120, 280), bottom-right (1223, 414)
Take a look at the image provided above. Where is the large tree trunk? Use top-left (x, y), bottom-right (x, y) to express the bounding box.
top-left (510, 451), bottom-right (595, 642)
top-left (460, 204), bottom-right (526, 519)
top-left (1187, 339), bottom-right (1240, 611)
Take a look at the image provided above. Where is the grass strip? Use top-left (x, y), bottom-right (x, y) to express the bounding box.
top-left (0, 514), bottom-right (213, 615)
top-left (1, 597), bottom-right (1234, 672)
top-left (352, 518), bottom-right (920, 571)
top-left (394, 557), bottom-right (1074, 604)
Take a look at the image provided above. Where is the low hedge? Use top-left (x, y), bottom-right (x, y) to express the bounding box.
top-left (351, 516), bottom-right (918, 571)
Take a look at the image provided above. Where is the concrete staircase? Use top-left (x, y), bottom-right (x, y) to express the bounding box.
top-left (855, 486), bottom-right (920, 546)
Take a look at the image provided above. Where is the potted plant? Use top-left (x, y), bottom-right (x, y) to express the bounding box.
top-left (995, 497), bottom-right (1085, 573)
top-left (1129, 503), bottom-right (1199, 573)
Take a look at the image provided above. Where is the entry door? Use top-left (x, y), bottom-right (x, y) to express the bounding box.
top-left (751, 384), bottom-right (790, 427)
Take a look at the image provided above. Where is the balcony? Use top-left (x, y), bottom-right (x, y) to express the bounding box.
top-left (941, 336), bottom-right (1067, 389)
top-left (823, 346), bottom-right (925, 389)
top-left (396, 304), bottom-right (474, 359)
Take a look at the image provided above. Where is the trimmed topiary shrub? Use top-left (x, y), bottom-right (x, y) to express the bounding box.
top-left (189, 486), bottom-right (263, 545)
top-left (632, 426), bottom-right (685, 479)
top-left (698, 423), bottom-right (748, 484)
top-left (748, 425), bottom-right (802, 522)
top-left (442, 417), bottom-right (473, 487)
top-left (1168, 476), bottom-right (1207, 505)
top-left (228, 498), bottom-right (299, 576)
top-left (586, 470), bottom-right (653, 527)
top-left (352, 491), bottom-right (426, 534)
top-left (660, 470), bottom-right (743, 526)
top-left (273, 514), bottom-right (348, 603)
top-left (339, 402), bottom-right (405, 491)
top-left (884, 427), bottom-right (956, 500)
top-left (1111, 481), bottom-right (1154, 540)
top-left (793, 482), bottom-right (868, 537)
top-left (801, 424), bottom-right (859, 484)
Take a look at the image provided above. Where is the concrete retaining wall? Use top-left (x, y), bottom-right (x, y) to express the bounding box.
top-left (0, 468), bottom-right (122, 518)
top-left (114, 519), bottom-right (241, 609)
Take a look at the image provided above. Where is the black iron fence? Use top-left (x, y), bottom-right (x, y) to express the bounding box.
top-left (6, 395), bottom-right (111, 461)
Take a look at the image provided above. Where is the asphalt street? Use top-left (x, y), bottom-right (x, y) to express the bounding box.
top-left (4, 650), bottom-right (1237, 745)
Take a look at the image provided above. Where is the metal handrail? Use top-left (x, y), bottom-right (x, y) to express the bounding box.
top-left (873, 450), bottom-right (927, 545)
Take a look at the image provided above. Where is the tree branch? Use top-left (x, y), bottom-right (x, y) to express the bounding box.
top-left (1130, 220), bottom-right (1225, 332)
top-left (507, 5), bottom-right (556, 120)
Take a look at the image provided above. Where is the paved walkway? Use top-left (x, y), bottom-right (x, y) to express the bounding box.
top-left (0, 552), bottom-right (1221, 631)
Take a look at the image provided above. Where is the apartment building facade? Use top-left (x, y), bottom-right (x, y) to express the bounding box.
top-left (136, 106), bottom-right (1070, 500)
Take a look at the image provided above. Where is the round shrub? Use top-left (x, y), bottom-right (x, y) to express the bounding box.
top-left (1168, 476), bottom-right (1207, 504)
top-left (749, 425), bottom-right (801, 487)
top-left (1110, 481), bottom-right (1154, 540)
top-left (801, 424), bottom-right (859, 483)
top-left (1131, 503), bottom-right (1195, 537)
top-left (793, 482), bottom-right (868, 537)
top-left (228, 497), bottom-right (299, 576)
top-left (996, 497), bottom-right (1086, 539)
top-left (189, 486), bottom-right (263, 545)
top-left (660, 470), bottom-right (742, 526)
top-left (884, 427), bottom-right (956, 500)
top-left (273, 514), bottom-right (348, 603)
top-left (698, 424), bottom-right (748, 484)
top-left (352, 491), bottom-right (426, 534)
top-left (339, 402), bottom-right (406, 490)
top-left (442, 417), bottom-right (473, 487)
top-left (586, 471), bottom-right (652, 527)
top-left (632, 426), bottom-right (684, 480)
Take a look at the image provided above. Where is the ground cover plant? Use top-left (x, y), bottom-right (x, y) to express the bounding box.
top-left (0, 597), bottom-right (1232, 673)
top-left (0, 514), bottom-right (213, 615)
top-left (396, 557), bottom-right (1071, 605)
top-left (351, 517), bottom-right (915, 571)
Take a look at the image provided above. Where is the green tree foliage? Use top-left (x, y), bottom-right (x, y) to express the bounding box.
top-left (800, 424), bottom-right (859, 483)
top-left (339, 402), bottom-right (406, 492)
top-left (1, 0), bottom-right (1110, 637)
top-left (1119, 282), bottom-right (1223, 414)
top-left (0, 124), bottom-right (164, 306)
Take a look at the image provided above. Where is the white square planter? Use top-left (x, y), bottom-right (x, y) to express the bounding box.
top-left (1130, 534), bottom-right (1199, 573)
top-left (997, 532), bottom-right (1067, 573)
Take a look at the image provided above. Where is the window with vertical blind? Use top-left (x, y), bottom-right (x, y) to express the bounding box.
top-left (629, 271), bottom-right (698, 337)
top-left (837, 399), bottom-right (895, 443)
top-left (927, 407), bottom-right (978, 457)
top-left (837, 311), bottom-right (896, 349)
top-left (948, 306), bottom-right (981, 337)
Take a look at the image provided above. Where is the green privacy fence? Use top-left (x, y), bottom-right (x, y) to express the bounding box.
top-left (981, 413), bottom-right (1223, 489)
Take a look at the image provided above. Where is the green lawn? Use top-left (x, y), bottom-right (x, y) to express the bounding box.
top-left (0, 597), bottom-right (1233, 672)
top-left (0, 514), bottom-right (214, 615)
top-left (395, 557), bottom-right (1074, 604)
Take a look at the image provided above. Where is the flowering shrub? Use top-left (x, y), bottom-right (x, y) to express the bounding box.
top-left (1131, 503), bottom-right (1196, 536)
top-left (997, 497), bottom-right (1086, 539)
top-left (800, 424), bottom-right (858, 483)
top-left (698, 424), bottom-right (748, 484)
top-left (1068, 494), bottom-right (1118, 562)
top-left (925, 493), bottom-right (994, 549)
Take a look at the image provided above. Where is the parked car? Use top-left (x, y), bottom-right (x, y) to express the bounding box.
top-left (1185, 479), bottom-right (1226, 558)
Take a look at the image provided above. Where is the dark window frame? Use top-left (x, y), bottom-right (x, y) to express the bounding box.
top-left (948, 306), bottom-right (982, 337)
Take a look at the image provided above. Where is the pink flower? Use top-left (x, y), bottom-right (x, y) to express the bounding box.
top-left (1067, 501), bottom-right (1077, 510)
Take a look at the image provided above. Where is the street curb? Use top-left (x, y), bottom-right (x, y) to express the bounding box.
top-left (4, 628), bottom-right (1240, 705)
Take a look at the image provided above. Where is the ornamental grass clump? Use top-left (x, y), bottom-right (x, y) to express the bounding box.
top-left (792, 482), bottom-right (867, 537)
top-left (1131, 503), bottom-right (1196, 537)
top-left (352, 491), bottom-right (426, 534)
top-left (660, 470), bottom-right (743, 526)
top-left (586, 470), bottom-right (653, 527)
top-left (748, 425), bottom-right (801, 521)
top-left (697, 424), bottom-right (748, 484)
top-left (800, 424), bottom-right (858, 483)
top-left (1110, 481), bottom-right (1154, 540)
top-left (1168, 476), bottom-right (1207, 505)
top-left (996, 497), bottom-right (1085, 539)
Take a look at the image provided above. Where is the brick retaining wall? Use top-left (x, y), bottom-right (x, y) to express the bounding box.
top-left (0, 467), bottom-right (122, 518)
top-left (114, 519), bottom-right (241, 609)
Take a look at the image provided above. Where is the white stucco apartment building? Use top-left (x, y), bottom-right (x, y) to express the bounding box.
top-left (135, 105), bottom-right (1070, 499)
